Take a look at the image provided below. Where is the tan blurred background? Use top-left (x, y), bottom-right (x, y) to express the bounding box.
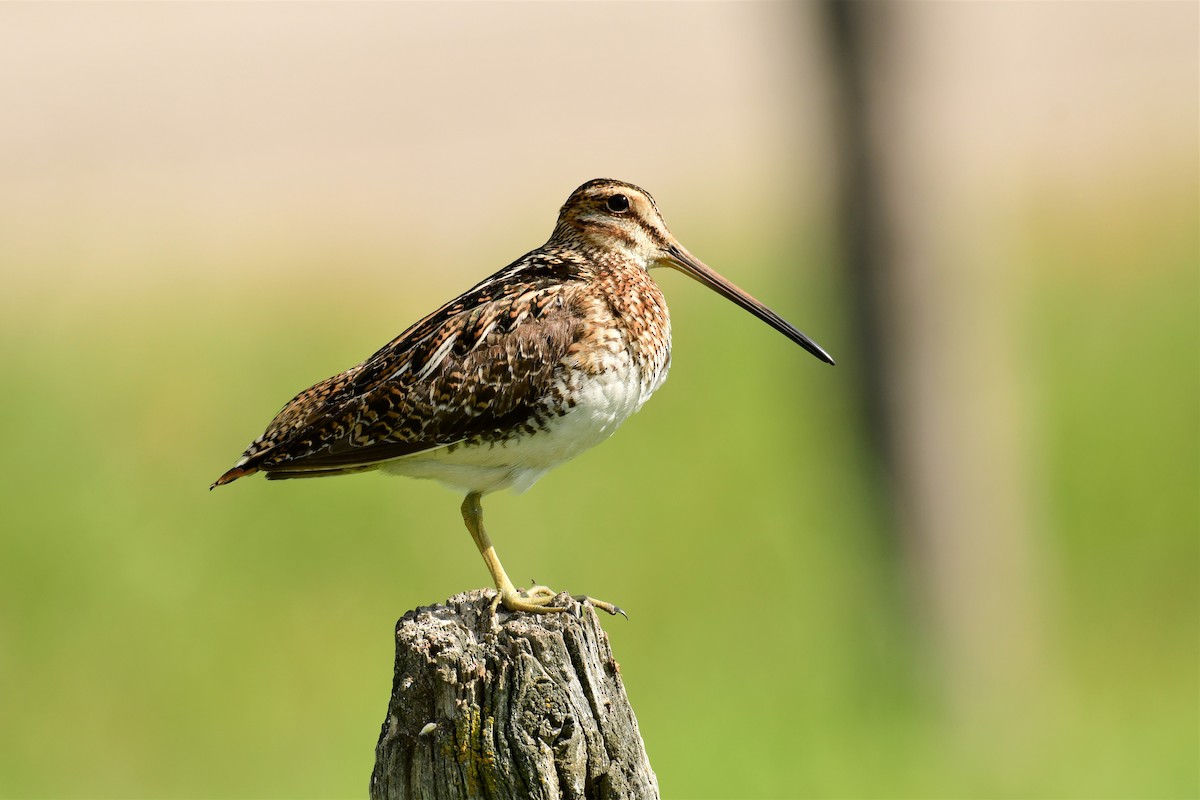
top-left (0, 3), bottom-right (1195, 798)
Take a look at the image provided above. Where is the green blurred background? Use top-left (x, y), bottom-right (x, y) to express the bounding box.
top-left (0, 3), bottom-right (1195, 798)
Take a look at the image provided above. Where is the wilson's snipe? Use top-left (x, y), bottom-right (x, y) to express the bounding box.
top-left (213, 179), bottom-right (833, 615)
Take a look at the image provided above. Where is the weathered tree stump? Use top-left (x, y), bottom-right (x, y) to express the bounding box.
top-left (370, 590), bottom-right (659, 800)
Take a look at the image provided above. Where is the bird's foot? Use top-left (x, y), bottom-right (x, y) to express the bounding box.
top-left (491, 583), bottom-right (627, 618)
top-left (492, 583), bottom-right (566, 614)
top-left (529, 578), bottom-right (626, 617)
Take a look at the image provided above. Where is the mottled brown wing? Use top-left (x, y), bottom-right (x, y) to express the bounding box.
top-left (214, 255), bottom-right (588, 484)
top-left (261, 309), bottom-right (578, 476)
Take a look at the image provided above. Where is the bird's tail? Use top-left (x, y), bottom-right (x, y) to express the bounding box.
top-left (210, 464), bottom-right (259, 490)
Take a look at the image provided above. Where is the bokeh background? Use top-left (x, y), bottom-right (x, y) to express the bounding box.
top-left (1, 3), bottom-right (1195, 798)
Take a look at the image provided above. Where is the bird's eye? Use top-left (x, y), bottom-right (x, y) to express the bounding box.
top-left (606, 194), bottom-right (630, 214)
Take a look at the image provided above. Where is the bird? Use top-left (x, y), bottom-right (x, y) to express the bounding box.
top-left (212, 178), bottom-right (834, 616)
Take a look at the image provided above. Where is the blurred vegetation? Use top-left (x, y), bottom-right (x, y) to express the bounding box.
top-left (0, 185), bottom-right (1195, 798)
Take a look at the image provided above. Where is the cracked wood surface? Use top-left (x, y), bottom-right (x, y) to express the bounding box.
top-left (370, 590), bottom-right (658, 800)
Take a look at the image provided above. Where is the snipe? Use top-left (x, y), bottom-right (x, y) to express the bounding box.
top-left (213, 179), bottom-right (834, 615)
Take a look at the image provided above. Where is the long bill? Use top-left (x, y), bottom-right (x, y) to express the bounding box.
top-left (664, 243), bottom-right (836, 365)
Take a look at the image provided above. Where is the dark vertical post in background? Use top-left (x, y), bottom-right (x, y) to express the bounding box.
top-left (815, 0), bottom-right (1047, 749)
top-left (820, 1), bottom-right (899, 537)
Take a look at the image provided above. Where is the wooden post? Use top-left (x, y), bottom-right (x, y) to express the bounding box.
top-left (370, 590), bottom-right (659, 800)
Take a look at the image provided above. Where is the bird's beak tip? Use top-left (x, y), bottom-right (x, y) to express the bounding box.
top-left (661, 244), bottom-right (836, 367)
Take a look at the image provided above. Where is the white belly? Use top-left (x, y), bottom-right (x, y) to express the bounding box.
top-left (380, 356), bottom-right (666, 495)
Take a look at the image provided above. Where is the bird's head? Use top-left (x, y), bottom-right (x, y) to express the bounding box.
top-left (552, 178), bottom-right (835, 365)
top-left (552, 178), bottom-right (673, 268)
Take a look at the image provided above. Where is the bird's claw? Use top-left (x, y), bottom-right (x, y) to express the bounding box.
top-left (574, 595), bottom-right (627, 619)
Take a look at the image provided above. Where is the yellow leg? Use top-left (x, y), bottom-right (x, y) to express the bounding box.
top-left (459, 492), bottom-right (626, 617)
top-left (460, 492), bottom-right (564, 614)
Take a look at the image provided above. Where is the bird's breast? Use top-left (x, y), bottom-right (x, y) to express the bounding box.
top-left (570, 265), bottom-right (672, 400)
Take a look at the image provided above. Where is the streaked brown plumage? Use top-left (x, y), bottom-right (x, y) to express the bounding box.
top-left (213, 179), bottom-right (833, 614)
